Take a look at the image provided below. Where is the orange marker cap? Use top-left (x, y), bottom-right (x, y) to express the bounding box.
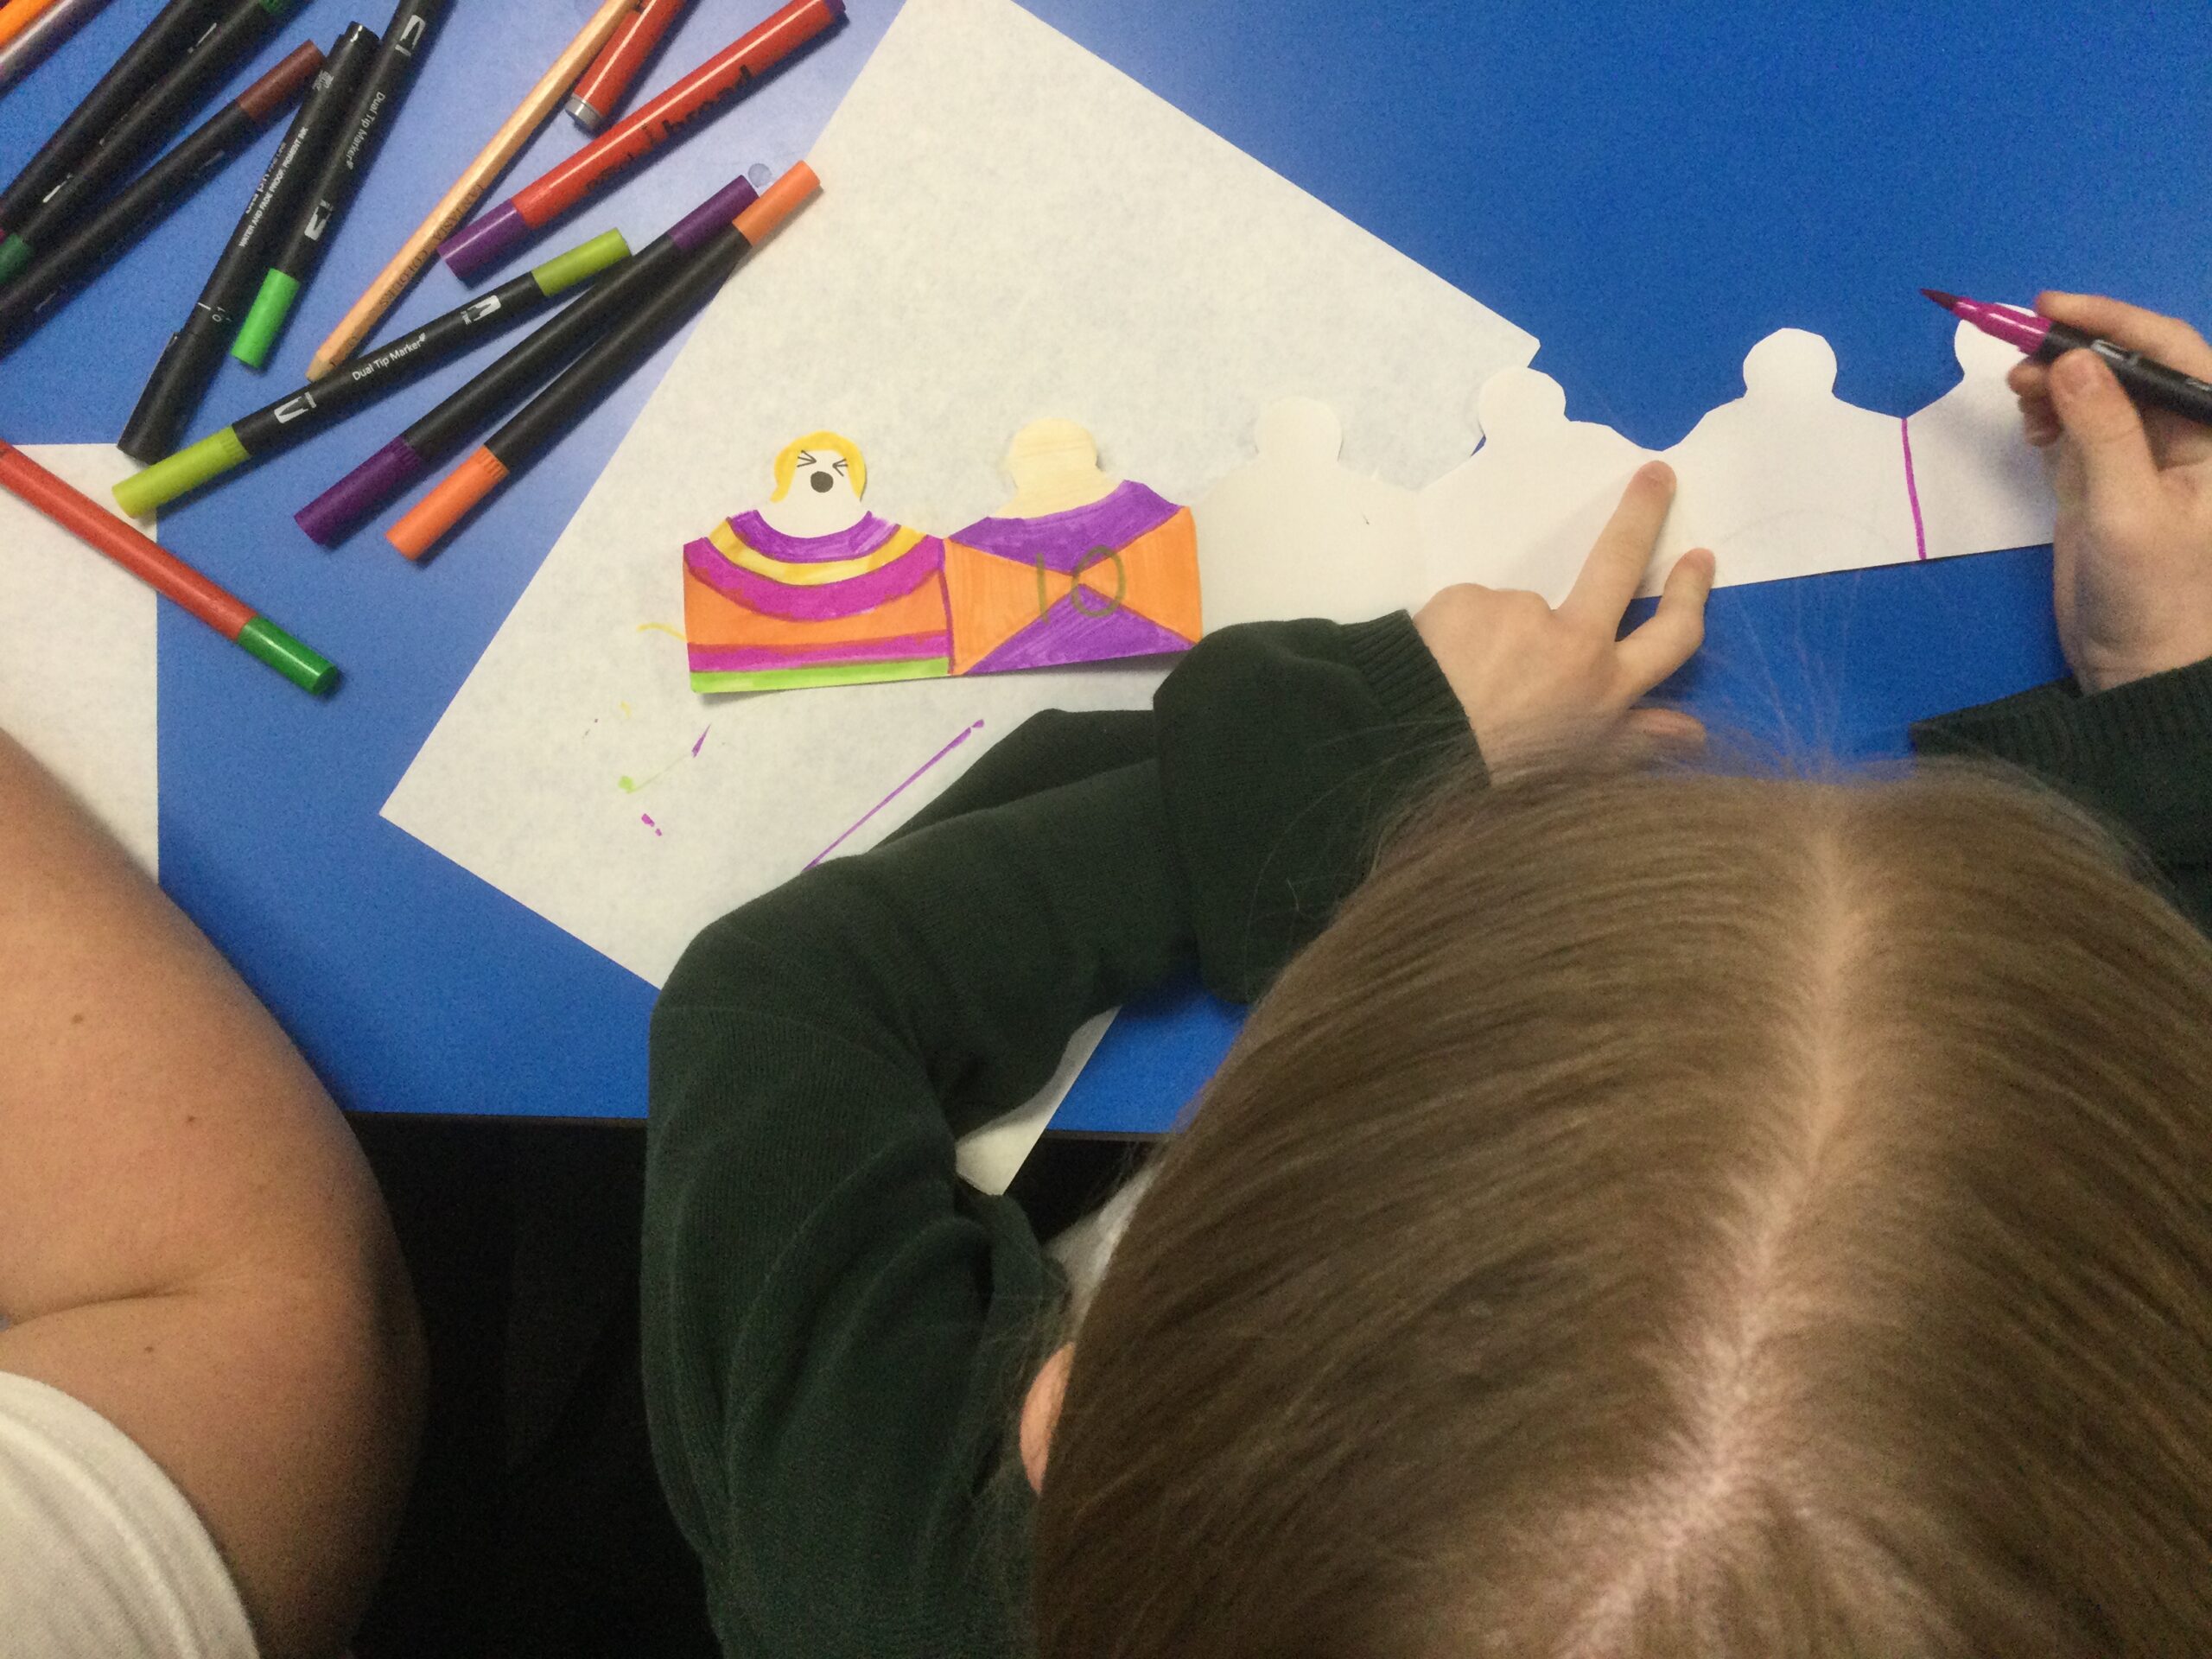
top-left (734, 161), bottom-right (821, 246)
top-left (388, 448), bottom-right (510, 561)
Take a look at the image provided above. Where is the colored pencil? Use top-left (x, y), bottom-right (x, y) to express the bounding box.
top-left (565, 0), bottom-right (687, 132)
top-left (0, 0), bottom-right (109, 94)
top-left (0, 439), bottom-right (336, 692)
top-left (0, 0), bottom-right (302, 283)
top-left (437, 0), bottom-right (840, 282)
top-left (302, 0), bottom-right (634, 378)
top-left (232, 0), bottom-right (446, 368)
top-left (295, 167), bottom-right (759, 544)
top-left (120, 24), bottom-right (377, 461)
top-left (390, 162), bottom-right (814, 559)
top-left (115, 228), bottom-right (629, 513)
top-left (0, 41), bottom-right (323, 356)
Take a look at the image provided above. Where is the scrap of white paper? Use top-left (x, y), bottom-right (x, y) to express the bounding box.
top-left (0, 446), bottom-right (157, 874)
top-left (954, 1009), bottom-right (1115, 1196)
top-left (384, 0), bottom-right (1538, 989)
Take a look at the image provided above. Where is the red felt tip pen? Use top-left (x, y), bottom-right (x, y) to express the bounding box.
top-left (1923, 289), bottom-right (2212, 429)
top-left (439, 0), bottom-right (842, 281)
top-left (567, 0), bottom-right (690, 132)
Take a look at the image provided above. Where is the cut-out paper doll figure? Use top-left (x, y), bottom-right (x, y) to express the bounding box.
top-left (1906, 317), bottom-right (2056, 562)
top-left (942, 418), bottom-right (1203, 675)
top-left (1419, 369), bottom-right (1657, 606)
top-left (682, 430), bottom-right (952, 693)
top-left (1194, 398), bottom-right (1420, 630)
top-left (1655, 328), bottom-right (1916, 589)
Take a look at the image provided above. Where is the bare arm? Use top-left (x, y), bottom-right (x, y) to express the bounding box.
top-left (0, 732), bottom-right (423, 1659)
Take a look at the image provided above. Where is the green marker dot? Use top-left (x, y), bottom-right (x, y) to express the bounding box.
top-left (0, 234), bottom-right (32, 286)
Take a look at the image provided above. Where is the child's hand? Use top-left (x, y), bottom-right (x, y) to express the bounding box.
top-left (1413, 461), bottom-right (1714, 775)
top-left (2008, 293), bottom-right (2212, 692)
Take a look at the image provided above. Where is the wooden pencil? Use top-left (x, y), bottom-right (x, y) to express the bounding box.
top-left (303, 0), bottom-right (633, 379)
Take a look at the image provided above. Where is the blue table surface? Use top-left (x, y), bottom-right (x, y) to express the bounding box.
top-left (0, 1), bottom-right (2205, 1128)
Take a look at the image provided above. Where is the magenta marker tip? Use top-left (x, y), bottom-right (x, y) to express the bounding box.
top-left (1920, 288), bottom-right (1961, 310)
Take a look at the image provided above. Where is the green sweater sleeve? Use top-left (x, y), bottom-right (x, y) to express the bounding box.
top-left (641, 615), bottom-right (1468, 1656)
top-left (1910, 656), bottom-right (2212, 934)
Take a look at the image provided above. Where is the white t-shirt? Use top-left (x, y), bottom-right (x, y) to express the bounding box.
top-left (0, 1370), bottom-right (257, 1657)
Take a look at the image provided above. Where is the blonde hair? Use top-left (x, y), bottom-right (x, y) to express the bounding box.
top-left (1035, 760), bottom-right (2212, 1657)
top-left (770, 430), bottom-right (866, 501)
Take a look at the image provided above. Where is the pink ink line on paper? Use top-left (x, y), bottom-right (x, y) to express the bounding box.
top-left (691, 725), bottom-right (711, 758)
top-left (1898, 416), bottom-right (1928, 561)
top-left (806, 721), bottom-right (986, 871)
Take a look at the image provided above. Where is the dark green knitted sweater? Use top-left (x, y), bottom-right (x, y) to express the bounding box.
top-left (641, 613), bottom-right (2212, 1656)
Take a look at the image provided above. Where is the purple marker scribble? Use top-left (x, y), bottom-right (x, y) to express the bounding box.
top-left (1899, 416), bottom-right (1928, 561)
top-left (641, 813), bottom-right (663, 837)
top-left (691, 725), bottom-right (711, 759)
top-left (806, 721), bottom-right (985, 870)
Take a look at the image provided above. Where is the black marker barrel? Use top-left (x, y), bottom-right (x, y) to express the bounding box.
top-left (0, 0), bottom-right (306, 283)
top-left (0, 0), bottom-right (229, 237)
top-left (232, 0), bottom-right (443, 366)
top-left (0, 41), bottom-right (325, 359)
top-left (110, 228), bottom-right (632, 516)
top-left (292, 169), bottom-right (758, 544)
top-left (122, 23), bottom-right (378, 461)
top-left (384, 162), bottom-right (818, 562)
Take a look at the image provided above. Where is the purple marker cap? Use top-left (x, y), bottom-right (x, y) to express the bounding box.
top-left (669, 175), bottom-right (760, 252)
top-left (440, 200), bottom-right (531, 284)
top-left (296, 437), bottom-right (429, 546)
top-left (823, 0), bottom-right (846, 16)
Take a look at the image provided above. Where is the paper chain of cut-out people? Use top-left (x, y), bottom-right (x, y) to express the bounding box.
top-left (683, 419), bottom-right (1202, 693)
top-left (683, 321), bottom-right (2053, 695)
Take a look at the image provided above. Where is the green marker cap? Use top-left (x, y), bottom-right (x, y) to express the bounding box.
top-left (114, 427), bottom-right (248, 518)
top-left (0, 234), bottom-right (32, 286)
top-left (232, 269), bottom-right (301, 369)
top-left (531, 229), bottom-right (630, 298)
top-left (236, 615), bottom-right (337, 695)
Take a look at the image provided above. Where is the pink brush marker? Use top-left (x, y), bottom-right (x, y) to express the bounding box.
top-left (1923, 289), bottom-right (2212, 429)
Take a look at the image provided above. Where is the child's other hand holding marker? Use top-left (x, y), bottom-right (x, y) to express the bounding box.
top-left (2010, 292), bottom-right (2212, 693)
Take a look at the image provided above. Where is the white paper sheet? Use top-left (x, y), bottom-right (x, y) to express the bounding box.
top-left (0, 446), bottom-right (157, 874)
top-left (384, 0), bottom-right (1538, 989)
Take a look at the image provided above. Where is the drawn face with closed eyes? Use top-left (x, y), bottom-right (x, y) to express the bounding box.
top-left (760, 430), bottom-right (869, 538)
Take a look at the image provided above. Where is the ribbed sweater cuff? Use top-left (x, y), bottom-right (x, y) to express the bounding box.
top-left (1341, 611), bottom-right (1467, 734)
top-left (1912, 657), bottom-right (2212, 769)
